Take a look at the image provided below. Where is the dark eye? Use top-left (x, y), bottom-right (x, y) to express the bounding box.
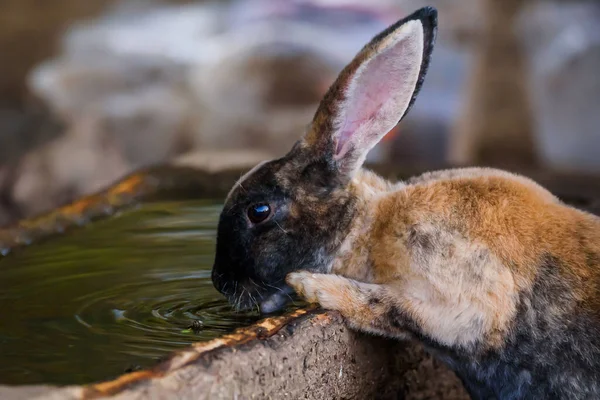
top-left (247, 203), bottom-right (272, 224)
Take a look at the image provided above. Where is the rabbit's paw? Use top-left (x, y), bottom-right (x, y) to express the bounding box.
top-left (286, 271), bottom-right (354, 311)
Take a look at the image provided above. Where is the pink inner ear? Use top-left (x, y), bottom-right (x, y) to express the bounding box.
top-left (335, 35), bottom-right (420, 159)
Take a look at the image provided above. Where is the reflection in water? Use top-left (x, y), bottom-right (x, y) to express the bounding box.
top-left (0, 201), bottom-right (288, 385)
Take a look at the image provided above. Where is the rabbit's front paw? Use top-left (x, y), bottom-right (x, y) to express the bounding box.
top-left (287, 273), bottom-right (412, 339)
top-left (286, 271), bottom-right (352, 310)
top-left (286, 271), bottom-right (320, 303)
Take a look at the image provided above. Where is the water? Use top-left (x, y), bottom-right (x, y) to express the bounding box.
top-left (0, 200), bottom-right (264, 386)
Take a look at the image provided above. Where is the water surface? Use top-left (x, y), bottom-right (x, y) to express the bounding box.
top-left (0, 201), bottom-right (271, 385)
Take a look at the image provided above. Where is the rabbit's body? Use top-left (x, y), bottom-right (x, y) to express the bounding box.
top-left (295, 166), bottom-right (600, 398)
top-left (212, 7), bottom-right (600, 398)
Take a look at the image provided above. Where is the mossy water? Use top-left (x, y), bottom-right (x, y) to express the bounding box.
top-left (0, 200), bottom-right (282, 386)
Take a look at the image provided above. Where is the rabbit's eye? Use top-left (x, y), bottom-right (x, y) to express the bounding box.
top-left (247, 203), bottom-right (272, 224)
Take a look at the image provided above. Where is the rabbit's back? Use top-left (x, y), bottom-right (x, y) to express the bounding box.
top-left (392, 167), bottom-right (600, 282)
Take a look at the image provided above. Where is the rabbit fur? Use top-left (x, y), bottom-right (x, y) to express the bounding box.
top-left (212, 7), bottom-right (600, 399)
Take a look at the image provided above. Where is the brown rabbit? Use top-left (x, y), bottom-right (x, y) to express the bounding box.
top-left (212, 7), bottom-right (600, 399)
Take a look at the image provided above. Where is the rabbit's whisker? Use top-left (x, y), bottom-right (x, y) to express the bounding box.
top-left (274, 221), bottom-right (288, 234)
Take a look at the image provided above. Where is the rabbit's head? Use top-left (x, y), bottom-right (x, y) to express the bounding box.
top-left (211, 7), bottom-right (437, 313)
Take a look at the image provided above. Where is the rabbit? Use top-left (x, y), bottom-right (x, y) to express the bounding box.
top-left (211, 7), bottom-right (600, 399)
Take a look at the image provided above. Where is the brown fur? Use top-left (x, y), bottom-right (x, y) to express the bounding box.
top-left (291, 168), bottom-right (600, 350)
top-left (215, 8), bottom-right (600, 398)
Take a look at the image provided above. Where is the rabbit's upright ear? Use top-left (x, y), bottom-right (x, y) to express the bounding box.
top-left (304, 7), bottom-right (437, 180)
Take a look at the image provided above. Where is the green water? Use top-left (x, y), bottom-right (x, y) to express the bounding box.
top-left (0, 201), bottom-right (263, 386)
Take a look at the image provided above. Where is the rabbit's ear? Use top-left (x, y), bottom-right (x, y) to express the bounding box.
top-left (304, 7), bottom-right (437, 180)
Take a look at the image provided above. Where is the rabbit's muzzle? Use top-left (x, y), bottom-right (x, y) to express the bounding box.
top-left (211, 265), bottom-right (294, 314)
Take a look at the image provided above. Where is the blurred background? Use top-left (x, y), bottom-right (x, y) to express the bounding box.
top-left (0, 0), bottom-right (599, 227)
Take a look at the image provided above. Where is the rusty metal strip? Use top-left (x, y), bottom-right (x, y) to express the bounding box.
top-left (81, 305), bottom-right (328, 399)
top-left (0, 171), bottom-right (157, 256)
